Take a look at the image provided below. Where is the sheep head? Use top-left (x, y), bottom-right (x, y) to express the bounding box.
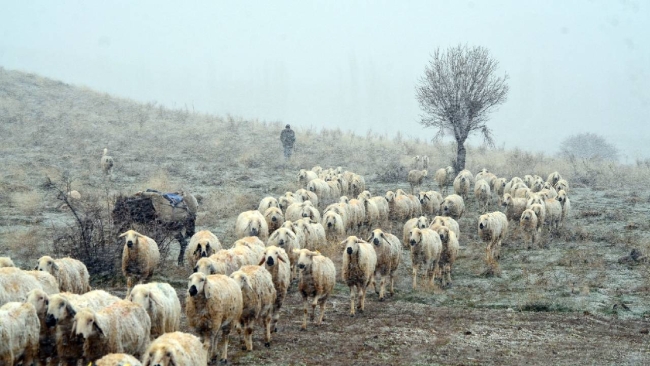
top-left (73, 308), bottom-right (103, 339)
top-left (36, 255), bottom-right (58, 273)
top-left (187, 272), bottom-right (208, 298)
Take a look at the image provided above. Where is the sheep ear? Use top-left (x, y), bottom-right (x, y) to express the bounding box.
top-left (287, 231), bottom-right (296, 240)
top-left (94, 320), bottom-right (105, 336)
top-left (355, 237), bottom-right (364, 244)
top-left (66, 303), bottom-right (76, 318)
top-left (118, 232), bottom-right (128, 238)
top-left (258, 256), bottom-right (266, 266)
top-left (292, 249), bottom-right (301, 254)
top-left (34, 264), bottom-right (38, 270)
top-left (204, 282), bottom-right (212, 299)
top-left (209, 264), bottom-right (216, 275)
top-left (52, 262), bottom-right (59, 271)
top-left (277, 255), bottom-right (286, 263)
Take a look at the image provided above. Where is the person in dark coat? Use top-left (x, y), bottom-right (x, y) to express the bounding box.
top-left (280, 124), bottom-right (296, 160)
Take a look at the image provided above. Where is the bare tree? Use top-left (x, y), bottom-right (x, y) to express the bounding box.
top-left (559, 132), bottom-right (619, 162)
top-left (416, 45), bottom-right (509, 171)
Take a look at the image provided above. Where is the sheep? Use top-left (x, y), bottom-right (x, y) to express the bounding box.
top-left (326, 179), bottom-right (342, 200)
top-left (474, 179), bottom-right (491, 213)
top-left (430, 215), bottom-right (461, 241)
top-left (478, 211), bottom-right (509, 274)
top-left (258, 246), bottom-right (291, 333)
top-left (531, 178), bottom-right (545, 193)
top-left (230, 265), bottom-right (276, 350)
top-left (546, 171), bottom-right (562, 186)
top-left (530, 203), bottom-right (546, 232)
top-left (26, 288), bottom-right (60, 365)
top-left (293, 249), bottom-right (336, 329)
top-left (325, 202), bottom-right (352, 233)
top-left (186, 273), bottom-right (243, 364)
top-left (194, 243), bottom-right (256, 276)
top-left (370, 195), bottom-right (390, 227)
top-left (504, 177), bottom-right (523, 196)
top-left (285, 201), bottom-right (321, 223)
top-left (347, 198), bottom-right (366, 232)
top-left (421, 155), bottom-right (430, 170)
top-left (267, 227), bottom-right (301, 278)
top-left (101, 148), bottom-right (114, 177)
top-left (341, 236), bottom-right (377, 316)
top-left (120, 230), bottom-right (161, 297)
top-left (322, 209), bottom-right (346, 247)
top-left (544, 197), bottom-right (563, 231)
top-left (358, 193), bottom-right (380, 237)
top-left (434, 166), bottom-right (454, 194)
top-left (403, 216), bottom-right (430, 249)
top-left (311, 165), bottom-right (323, 174)
top-left (298, 169), bottom-right (319, 187)
top-left (540, 183), bottom-right (558, 200)
top-left (307, 178), bottom-right (331, 206)
top-left (35, 255), bottom-right (90, 294)
top-left (557, 189), bottom-right (571, 225)
top-left (475, 168), bottom-right (492, 183)
top-left (1, 267), bottom-right (47, 305)
top-left (407, 169), bottom-right (428, 194)
top-left (278, 192), bottom-right (301, 213)
top-left (95, 353), bottom-right (143, 366)
top-left (23, 270), bottom-right (59, 295)
top-left (418, 190), bottom-right (442, 217)
top-left (434, 226), bottom-right (459, 288)
top-left (295, 188), bottom-right (319, 208)
top-left (73, 299), bottom-right (151, 363)
top-left (441, 194), bottom-right (465, 220)
top-left (408, 228), bottom-right (442, 290)
top-left (46, 290), bottom-right (121, 365)
top-left (385, 190), bottom-right (411, 222)
top-left (185, 230), bottom-right (222, 275)
top-left (555, 178), bottom-right (569, 193)
top-left (492, 177), bottom-right (508, 204)
top-left (412, 155), bottom-right (422, 169)
top-left (235, 210), bottom-right (269, 242)
top-left (0, 302), bottom-right (39, 365)
top-left (292, 218), bottom-right (327, 252)
top-left (520, 209), bottom-right (539, 248)
top-left (127, 282), bottom-right (181, 340)
top-left (263, 206), bottom-right (285, 234)
top-left (141, 332), bottom-right (207, 366)
top-left (502, 193), bottom-right (527, 223)
top-left (0, 257), bottom-right (14, 268)
top-left (349, 174), bottom-right (366, 198)
top-left (367, 229), bottom-right (401, 301)
top-left (281, 221), bottom-right (309, 256)
top-left (257, 196), bottom-right (279, 213)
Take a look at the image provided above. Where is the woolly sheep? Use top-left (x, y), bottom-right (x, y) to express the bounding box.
top-left (263, 207), bottom-right (285, 234)
top-left (235, 210), bottom-right (269, 242)
top-left (544, 197), bottom-right (563, 231)
top-left (455, 169), bottom-right (474, 197)
top-left (341, 236), bottom-right (377, 316)
top-left (1, 267), bottom-right (46, 305)
top-left (441, 194), bottom-right (465, 220)
top-left (478, 211), bottom-right (509, 273)
top-left (530, 203), bottom-right (546, 232)
top-left (36, 255), bottom-right (90, 294)
top-left (257, 196), bottom-right (279, 214)
top-left (311, 165), bottom-right (323, 174)
top-left (307, 178), bottom-right (332, 206)
top-left (95, 353), bottom-right (143, 366)
top-left (385, 190), bottom-right (411, 222)
top-left (540, 183), bottom-right (558, 199)
top-left (408, 228), bottom-right (442, 290)
top-left (46, 290), bottom-right (121, 365)
top-left (295, 188), bottom-right (319, 208)
top-left (186, 230), bottom-right (222, 274)
top-left (502, 193), bottom-right (527, 222)
top-left (412, 155), bottom-right (422, 169)
top-left (347, 198), bottom-right (367, 232)
top-left (492, 177), bottom-right (507, 204)
top-left (267, 227), bottom-right (301, 278)
top-left (120, 230), bottom-right (161, 297)
top-left (546, 171), bottom-right (562, 186)
top-left (259, 246), bottom-right (291, 333)
top-left (421, 155), bottom-right (430, 170)
top-left (434, 166), bottom-right (455, 194)
top-left (370, 195), bottom-right (390, 227)
top-left (278, 192), bottom-right (302, 213)
top-left (25, 288), bottom-right (59, 365)
top-left (403, 216), bottom-right (430, 250)
top-left (407, 169), bottom-right (428, 194)
top-left (418, 190), bottom-right (442, 217)
top-left (520, 209), bottom-right (539, 248)
top-left (0, 257), bottom-right (14, 268)
top-left (298, 169), bottom-right (319, 188)
top-left (367, 229), bottom-right (401, 301)
top-left (504, 177), bottom-right (523, 196)
top-left (127, 282), bottom-right (181, 339)
top-left (358, 194), bottom-right (380, 237)
top-left (474, 179), bottom-right (491, 213)
top-left (326, 179), bottom-right (342, 200)
top-left (430, 215), bottom-right (461, 241)
top-left (141, 332), bottom-right (207, 366)
top-left (349, 174), bottom-right (366, 198)
top-left (186, 273), bottom-right (243, 364)
top-left (435, 226), bottom-right (459, 288)
top-left (557, 189), bottom-right (571, 226)
top-left (25, 270), bottom-right (60, 294)
top-left (101, 148), bottom-right (114, 177)
top-left (323, 209), bottom-right (346, 247)
top-left (0, 302), bottom-right (39, 365)
top-left (195, 247), bottom-right (249, 276)
top-left (555, 179), bottom-right (569, 193)
top-left (324, 202), bottom-right (352, 233)
top-left (281, 221), bottom-right (309, 257)
top-left (285, 201), bottom-right (321, 223)
top-left (292, 218), bottom-right (327, 252)
top-left (230, 265), bottom-right (276, 350)
top-left (294, 249), bottom-right (336, 329)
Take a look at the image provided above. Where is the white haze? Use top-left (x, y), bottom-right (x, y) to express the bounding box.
top-left (0, 1), bottom-right (648, 161)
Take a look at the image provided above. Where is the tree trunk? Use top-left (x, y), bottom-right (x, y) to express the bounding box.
top-left (455, 140), bottom-right (467, 172)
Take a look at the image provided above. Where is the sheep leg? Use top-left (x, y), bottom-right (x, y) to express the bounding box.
top-left (218, 324), bottom-right (231, 364)
top-left (349, 285), bottom-right (356, 316)
top-left (264, 315), bottom-right (272, 348)
top-left (389, 271), bottom-right (396, 296)
top-left (317, 298), bottom-right (327, 325)
top-left (301, 297), bottom-right (309, 330)
top-left (412, 265), bottom-right (418, 290)
top-left (244, 325), bottom-right (253, 351)
top-left (359, 285), bottom-right (367, 312)
top-left (126, 276), bottom-right (133, 297)
top-left (378, 275), bottom-right (386, 301)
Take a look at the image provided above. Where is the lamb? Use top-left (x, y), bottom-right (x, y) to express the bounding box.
top-left (95, 353), bottom-right (143, 366)
top-left (186, 230), bottom-right (222, 274)
top-left (25, 288), bottom-right (58, 365)
top-left (341, 236), bottom-right (377, 316)
top-left (408, 228), bottom-right (442, 290)
top-left (430, 215), bottom-right (461, 241)
top-left (544, 197), bottom-right (563, 231)
top-left (1, 267), bottom-right (47, 305)
top-left (403, 216), bottom-right (430, 249)
top-left (418, 190), bottom-right (442, 217)
top-left (478, 211), bottom-right (509, 274)
top-left (295, 188), bottom-right (319, 208)
top-left (0, 302), bottom-right (39, 365)
top-left (520, 209), bottom-right (539, 248)
top-left (546, 171), bottom-right (562, 186)
top-left (441, 194), bottom-right (465, 220)
top-left (434, 226), bottom-right (459, 288)
top-left (25, 270), bottom-right (60, 294)
top-left (127, 282), bottom-right (181, 339)
top-left (267, 227), bottom-right (301, 278)
top-left (0, 257), bottom-right (14, 268)
top-left (259, 246), bottom-right (291, 333)
top-left (263, 207), bottom-right (285, 234)
top-left (298, 169), bottom-right (319, 188)
top-left (73, 299), bottom-right (151, 363)
top-left (35, 255), bottom-right (90, 294)
top-left (293, 249), bottom-right (336, 329)
top-left (235, 210), bottom-right (269, 242)
top-left (367, 229), bottom-right (401, 301)
top-left (407, 169), bottom-right (428, 194)
top-left (141, 332), bottom-right (207, 366)
top-left (46, 290), bottom-right (121, 365)
top-left (557, 189), bottom-right (571, 226)
top-left (186, 273), bottom-right (243, 364)
top-left (501, 193), bottom-right (527, 223)
top-left (474, 179), bottom-right (491, 213)
top-left (101, 148), bottom-right (114, 177)
top-left (120, 230), bottom-right (161, 297)
top-left (230, 265), bottom-right (276, 350)
top-left (435, 166), bottom-right (455, 194)
top-left (257, 196), bottom-right (279, 213)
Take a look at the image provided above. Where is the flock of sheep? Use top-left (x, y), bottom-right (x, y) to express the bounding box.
top-left (0, 156), bottom-right (573, 365)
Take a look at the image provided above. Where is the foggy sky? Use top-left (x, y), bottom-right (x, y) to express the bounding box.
top-left (1, 1), bottom-right (648, 161)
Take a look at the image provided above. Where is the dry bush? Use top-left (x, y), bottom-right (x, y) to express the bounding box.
top-left (10, 191), bottom-right (42, 216)
top-left (1, 227), bottom-right (48, 264)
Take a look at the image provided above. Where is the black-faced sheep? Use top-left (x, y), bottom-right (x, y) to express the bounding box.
top-left (295, 188), bottom-right (320, 209)
top-left (186, 230), bottom-right (222, 275)
top-left (268, 227), bottom-right (301, 279)
top-left (259, 246), bottom-right (291, 333)
top-left (141, 332), bottom-right (207, 366)
top-left (403, 216), bottom-right (430, 249)
top-left (120, 230), bottom-right (161, 297)
top-left (258, 196), bottom-right (279, 214)
top-left (263, 207), bottom-right (285, 234)
top-left (36, 255), bottom-right (90, 294)
top-left (418, 190), bottom-right (442, 217)
top-left (435, 166), bottom-right (455, 194)
top-left (293, 249), bottom-right (336, 329)
top-left (26, 288), bottom-right (57, 364)
top-left (546, 171), bottom-right (562, 187)
top-left (557, 189), bottom-right (571, 227)
top-left (430, 215), bottom-right (461, 241)
top-left (367, 229), bottom-right (401, 300)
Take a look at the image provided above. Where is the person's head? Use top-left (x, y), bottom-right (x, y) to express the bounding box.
top-left (285, 124), bottom-right (291, 129)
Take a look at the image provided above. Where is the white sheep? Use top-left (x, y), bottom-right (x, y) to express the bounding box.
top-left (367, 229), bottom-right (401, 301)
top-left (434, 226), bottom-right (459, 288)
top-left (186, 230), bottom-right (222, 274)
top-left (492, 177), bottom-right (508, 205)
top-left (407, 169), bottom-right (428, 194)
top-left (230, 265), bottom-right (276, 350)
top-left (293, 249), bottom-right (336, 329)
top-left (127, 282), bottom-right (181, 339)
top-left (235, 210), bottom-right (269, 242)
top-left (120, 230), bottom-right (161, 297)
top-left (341, 236), bottom-right (377, 316)
top-left (418, 190), bottom-right (442, 217)
top-left (257, 196), bottom-right (280, 213)
top-left (101, 147), bottom-right (114, 177)
top-left (292, 218), bottom-right (327, 252)
top-left (95, 353), bottom-right (143, 366)
top-left (478, 211), bottom-right (509, 274)
top-left (1, 267), bottom-right (47, 305)
top-left (430, 215), bottom-right (461, 241)
top-left (403, 216), bottom-right (430, 249)
top-left (530, 203), bottom-right (546, 232)
top-left (141, 332), bottom-right (207, 366)
top-left (546, 171), bottom-right (562, 186)
top-left (0, 302), bottom-right (39, 365)
top-left (295, 188), bottom-right (319, 209)
top-left (298, 169), bottom-right (319, 187)
top-left (453, 170), bottom-right (473, 200)
top-left (408, 228), bottom-right (442, 290)
top-left (24, 270), bottom-right (60, 294)
top-left (35, 255), bottom-right (90, 294)
top-left (544, 197), bottom-right (563, 231)
top-left (267, 227), bottom-right (301, 279)
top-left (520, 209), bottom-right (539, 248)
top-left (278, 192), bottom-right (302, 213)
top-left (385, 190), bottom-right (411, 222)
top-left (322, 209), bottom-right (346, 247)
top-left (358, 193), bottom-right (380, 237)
top-left (502, 193), bottom-right (527, 223)
top-left (557, 189), bottom-right (571, 227)
top-left (555, 179), bottom-right (569, 193)
top-left (307, 178), bottom-right (332, 206)
top-left (25, 288), bottom-right (57, 365)
top-left (73, 299), bottom-right (151, 363)
top-left (434, 166), bottom-right (455, 194)
top-left (441, 194), bottom-right (465, 220)
top-left (474, 179), bottom-right (491, 213)
top-left (259, 246), bottom-right (291, 333)
top-left (194, 238), bottom-right (263, 276)
top-left (349, 174), bottom-right (366, 198)
top-left (0, 257), bottom-right (14, 268)
top-left (324, 202), bottom-right (352, 233)
top-left (186, 273), bottom-right (243, 364)
top-left (263, 206), bottom-right (285, 234)
top-left (285, 201), bottom-right (321, 223)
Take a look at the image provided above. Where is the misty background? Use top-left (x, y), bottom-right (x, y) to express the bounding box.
top-left (1, 1), bottom-right (648, 161)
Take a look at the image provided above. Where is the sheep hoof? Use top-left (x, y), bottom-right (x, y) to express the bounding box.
top-left (349, 313), bottom-right (355, 317)
top-left (379, 297), bottom-right (385, 302)
top-left (265, 342), bottom-right (271, 348)
top-left (273, 327), bottom-right (278, 333)
top-left (300, 327), bottom-right (307, 331)
top-left (241, 345), bottom-right (247, 351)
top-left (220, 359), bottom-right (229, 364)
